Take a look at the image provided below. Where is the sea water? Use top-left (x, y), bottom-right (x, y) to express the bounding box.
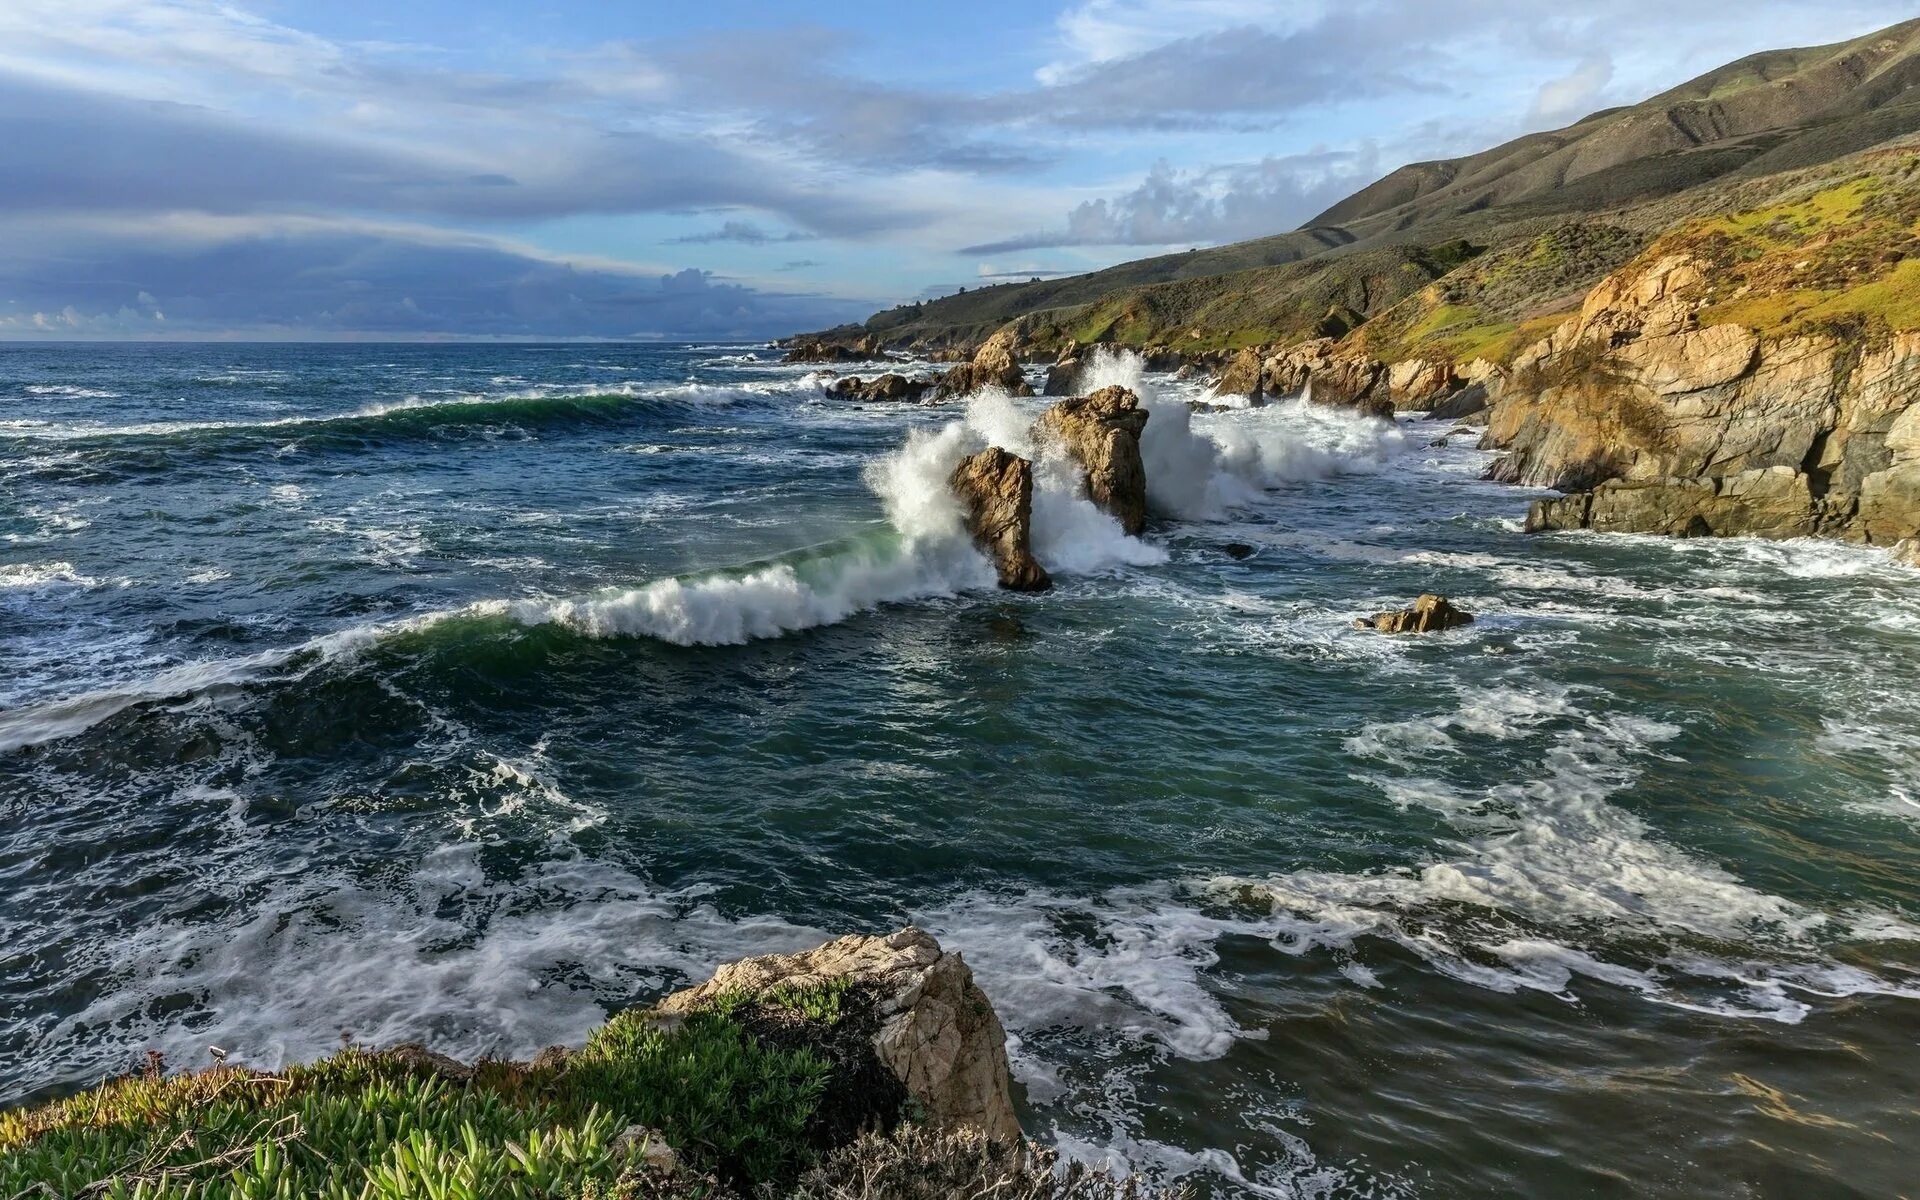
top-left (1, 342), bottom-right (1915, 1198)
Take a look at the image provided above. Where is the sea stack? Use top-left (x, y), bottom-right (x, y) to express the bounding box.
top-left (949, 447), bottom-right (1051, 591)
top-left (1035, 385), bottom-right (1151, 535)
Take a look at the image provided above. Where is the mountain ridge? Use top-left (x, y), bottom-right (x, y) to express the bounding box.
top-left (802, 16), bottom-right (1920, 354)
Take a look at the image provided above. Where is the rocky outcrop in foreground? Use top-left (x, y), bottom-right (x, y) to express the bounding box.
top-left (1034, 385), bottom-right (1151, 535)
top-left (950, 447), bottom-right (1052, 591)
top-left (0, 928), bottom-right (1175, 1198)
top-left (661, 927), bottom-right (1019, 1146)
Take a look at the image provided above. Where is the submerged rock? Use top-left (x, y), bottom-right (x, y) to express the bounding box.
top-left (660, 927), bottom-right (1020, 1144)
top-left (1356, 594), bottom-right (1474, 634)
top-left (1223, 542), bottom-right (1255, 559)
top-left (1034, 385), bottom-right (1150, 535)
top-left (948, 447), bottom-right (1051, 591)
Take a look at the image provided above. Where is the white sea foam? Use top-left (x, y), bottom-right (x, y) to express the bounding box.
top-left (1075, 348), bottom-right (1405, 519)
top-left (0, 561), bottom-right (98, 589)
top-left (32, 849), bottom-right (827, 1089)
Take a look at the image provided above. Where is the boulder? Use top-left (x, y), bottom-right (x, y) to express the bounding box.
top-left (659, 927), bottom-right (1020, 1145)
top-left (936, 329), bottom-right (1032, 399)
top-left (1211, 347), bottom-right (1265, 403)
top-left (1034, 385), bottom-right (1151, 535)
top-left (1356, 594), bottom-right (1475, 634)
top-left (1223, 542), bottom-right (1255, 560)
top-left (948, 448), bottom-right (1051, 591)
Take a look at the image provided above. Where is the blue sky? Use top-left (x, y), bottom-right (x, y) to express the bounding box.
top-left (1, 0), bottom-right (1914, 340)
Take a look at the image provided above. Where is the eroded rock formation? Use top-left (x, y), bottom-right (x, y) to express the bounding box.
top-left (935, 330), bottom-right (1033, 399)
top-left (949, 447), bottom-right (1051, 591)
top-left (1211, 347), bottom-right (1265, 403)
top-left (659, 927), bottom-right (1020, 1145)
top-left (1034, 385), bottom-right (1151, 535)
top-left (785, 334), bottom-right (884, 364)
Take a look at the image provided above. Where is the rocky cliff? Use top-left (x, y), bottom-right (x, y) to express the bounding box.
top-left (1479, 160), bottom-right (1920, 552)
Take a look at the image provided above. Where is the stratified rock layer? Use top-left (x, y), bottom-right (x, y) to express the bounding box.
top-left (948, 447), bottom-right (1051, 591)
top-left (1034, 385), bottom-right (1150, 535)
top-left (660, 928), bottom-right (1020, 1145)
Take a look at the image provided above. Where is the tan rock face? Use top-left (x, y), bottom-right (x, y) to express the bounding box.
top-left (1034, 385), bottom-right (1151, 535)
top-left (948, 447), bottom-right (1051, 591)
top-left (1211, 347), bottom-right (1265, 401)
top-left (659, 928), bottom-right (1020, 1145)
top-left (1255, 339), bottom-right (1403, 419)
top-left (935, 329), bottom-right (1033, 398)
top-left (1483, 251), bottom-right (1920, 548)
top-left (1386, 358), bottom-right (1458, 409)
top-left (1356, 594), bottom-right (1474, 634)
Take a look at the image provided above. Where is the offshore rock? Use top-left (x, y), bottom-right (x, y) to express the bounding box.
top-left (829, 373), bottom-right (931, 403)
top-left (948, 447), bottom-right (1051, 591)
top-left (786, 335), bottom-right (883, 364)
top-left (1356, 594), bottom-right (1475, 634)
top-left (1034, 385), bottom-right (1151, 535)
top-left (936, 329), bottom-right (1032, 399)
top-left (659, 927), bottom-right (1021, 1145)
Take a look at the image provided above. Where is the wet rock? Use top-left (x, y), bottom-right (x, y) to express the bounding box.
top-left (1355, 594), bottom-right (1475, 634)
top-left (1223, 542), bottom-right (1255, 559)
top-left (1034, 385), bottom-right (1150, 535)
top-left (948, 448), bottom-right (1051, 591)
top-left (659, 927), bottom-right (1020, 1144)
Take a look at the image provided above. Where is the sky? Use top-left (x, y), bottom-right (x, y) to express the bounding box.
top-left (1, 0), bottom-right (1914, 340)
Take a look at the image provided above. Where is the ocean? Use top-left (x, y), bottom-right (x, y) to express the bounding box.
top-left (1, 341), bottom-right (1916, 1198)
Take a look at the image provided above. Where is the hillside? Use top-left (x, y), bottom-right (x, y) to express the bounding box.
top-left (810, 17), bottom-right (1920, 354)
